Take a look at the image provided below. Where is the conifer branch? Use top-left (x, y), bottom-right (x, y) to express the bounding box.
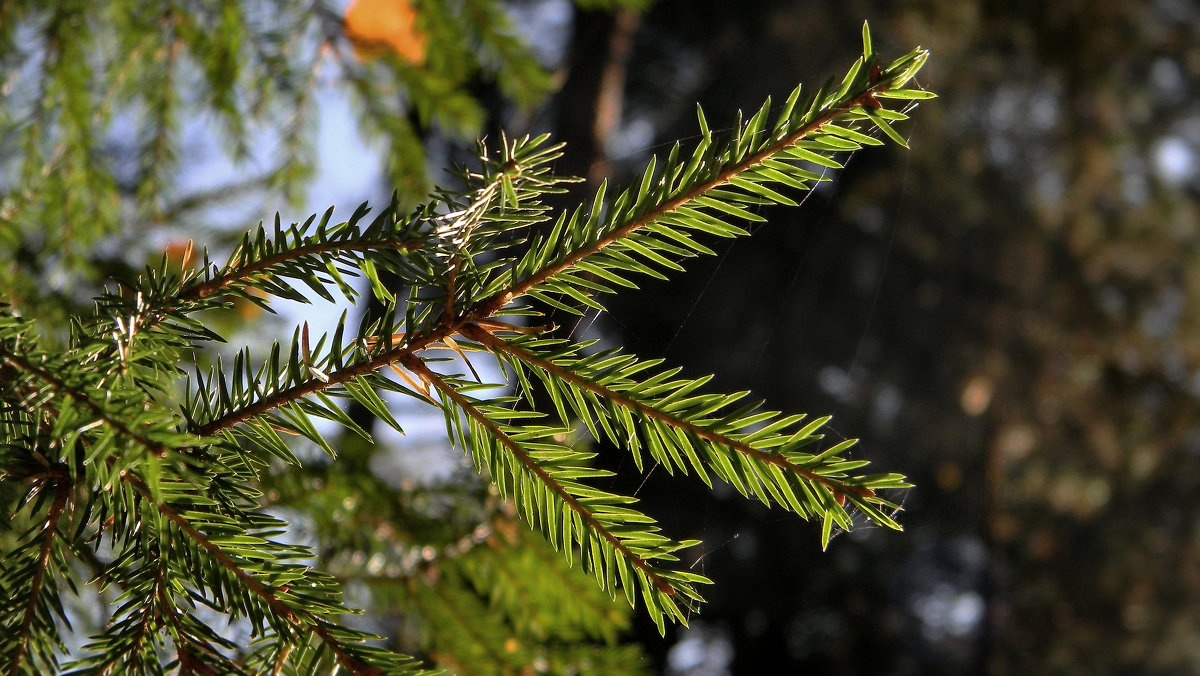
top-left (2, 19), bottom-right (931, 670)
top-left (466, 324), bottom-right (880, 500)
top-left (4, 337), bottom-right (379, 671)
top-left (123, 474), bottom-right (392, 676)
top-left (184, 238), bottom-right (423, 302)
top-left (401, 356), bottom-right (689, 604)
top-left (84, 562), bottom-right (180, 676)
top-left (7, 475), bottom-right (69, 676)
top-left (469, 72), bottom-right (921, 320)
top-left (191, 339), bottom-right (417, 437)
top-left (0, 349), bottom-right (172, 458)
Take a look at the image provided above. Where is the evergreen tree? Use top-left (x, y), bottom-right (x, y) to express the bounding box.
top-left (1, 3), bottom-right (930, 673)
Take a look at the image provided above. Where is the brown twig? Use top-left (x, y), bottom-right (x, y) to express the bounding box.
top-left (588, 7), bottom-right (640, 186)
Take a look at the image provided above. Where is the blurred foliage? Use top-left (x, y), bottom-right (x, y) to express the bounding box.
top-left (0, 0), bottom-right (557, 336)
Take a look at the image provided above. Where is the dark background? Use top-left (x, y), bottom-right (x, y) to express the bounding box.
top-left (534, 1), bottom-right (1200, 673)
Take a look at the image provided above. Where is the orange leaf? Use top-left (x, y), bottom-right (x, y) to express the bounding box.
top-left (162, 240), bottom-right (196, 270)
top-left (344, 0), bottom-right (427, 65)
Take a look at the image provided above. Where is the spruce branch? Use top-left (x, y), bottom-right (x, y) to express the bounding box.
top-left (183, 24), bottom-right (928, 629)
top-left (2, 333), bottom-right (387, 674)
top-left (462, 325), bottom-right (903, 524)
top-left (402, 355), bottom-right (706, 632)
top-left (180, 134), bottom-right (569, 442)
top-left (0, 348), bottom-right (175, 460)
top-left (467, 37), bottom-right (930, 320)
top-left (6, 474), bottom-right (70, 676)
top-left (119, 474), bottom-right (400, 676)
top-left (116, 200), bottom-right (429, 330)
top-left (2, 20), bottom-right (931, 671)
